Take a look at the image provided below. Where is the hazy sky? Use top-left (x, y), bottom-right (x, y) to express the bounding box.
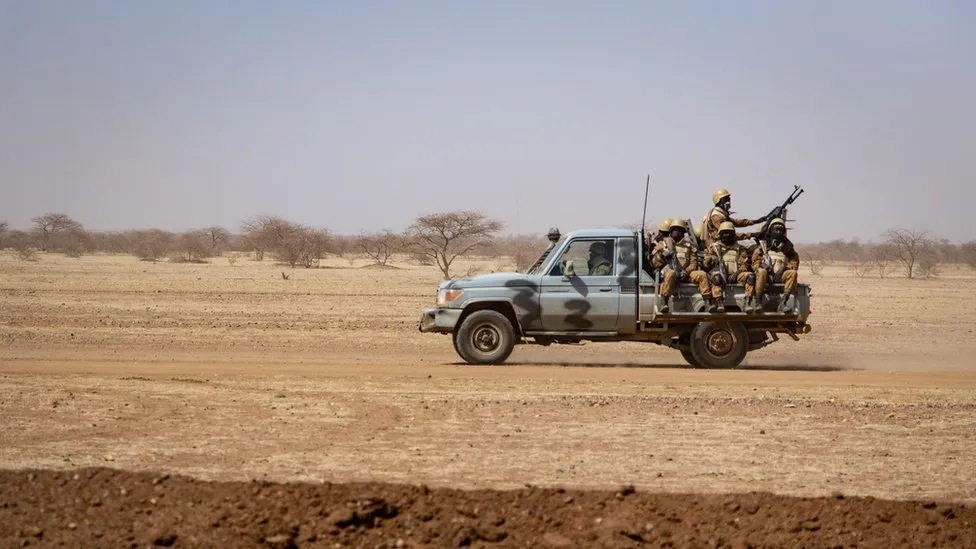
top-left (2, 1), bottom-right (974, 242)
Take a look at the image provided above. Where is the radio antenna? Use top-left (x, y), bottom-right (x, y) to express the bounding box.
top-left (640, 174), bottom-right (650, 236)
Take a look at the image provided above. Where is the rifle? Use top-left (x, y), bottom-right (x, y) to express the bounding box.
top-left (712, 242), bottom-right (728, 283)
top-left (759, 240), bottom-right (772, 271)
top-left (753, 185), bottom-right (804, 246)
top-left (684, 218), bottom-right (704, 269)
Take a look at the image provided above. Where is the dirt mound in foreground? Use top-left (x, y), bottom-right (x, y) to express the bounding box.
top-left (1, 468), bottom-right (972, 549)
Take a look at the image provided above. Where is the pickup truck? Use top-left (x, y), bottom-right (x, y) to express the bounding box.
top-left (418, 227), bottom-right (812, 369)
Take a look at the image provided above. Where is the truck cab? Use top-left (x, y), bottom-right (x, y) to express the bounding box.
top-left (419, 227), bottom-right (811, 369)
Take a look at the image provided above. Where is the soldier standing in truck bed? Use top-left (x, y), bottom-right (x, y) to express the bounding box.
top-left (704, 221), bottom-right (759, 313)
top-left (752, 218), bottom-right (801, 313)
top-left (700, 188), bottom-right (770, 248)
top-left (650, 219), bottom-right (711, 313)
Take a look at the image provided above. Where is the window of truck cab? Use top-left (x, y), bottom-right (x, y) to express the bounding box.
top-left (547, 238), bottom-right (616, 277)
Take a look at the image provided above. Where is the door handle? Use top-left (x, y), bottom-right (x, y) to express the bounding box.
top-left (598, 288), bottom-right (613, 292)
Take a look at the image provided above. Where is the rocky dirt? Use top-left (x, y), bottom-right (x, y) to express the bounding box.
top-left (2, 254), bottom-right (976, 547)
top-left (3, 468), bottom-right (974, 549)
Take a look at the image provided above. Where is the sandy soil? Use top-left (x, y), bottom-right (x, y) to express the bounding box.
top-left (1, 253), bottom-right (975, 547)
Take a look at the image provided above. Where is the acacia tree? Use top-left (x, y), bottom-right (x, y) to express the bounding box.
top-left (358, 229), bottom-right (403, 266)
top-left (882, 229), bottom-right (938, 279)
top-left (31, 213), bottom-right (84, 252)
top-left (406, 210), bottom-right (503, 278)
top-left (203, 226), bottom-right (231, 256)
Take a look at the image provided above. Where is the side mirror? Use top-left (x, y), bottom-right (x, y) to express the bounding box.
top-left (562, 260), bottom-right (576, 281)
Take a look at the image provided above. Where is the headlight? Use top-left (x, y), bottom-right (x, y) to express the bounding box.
top-left (437, 288), bottom-right (464, 305)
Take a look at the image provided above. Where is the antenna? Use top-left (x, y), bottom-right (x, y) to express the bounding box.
top-left (640, 174), bottom-right (650, 236)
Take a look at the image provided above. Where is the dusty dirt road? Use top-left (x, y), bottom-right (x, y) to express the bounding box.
top-left (2, 255), bottom-right (975, 547)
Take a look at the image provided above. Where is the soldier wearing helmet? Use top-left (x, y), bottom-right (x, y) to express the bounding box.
top-left (587, 241), bottom-right (613, 276)
top-left (700, 188), bottom-right (770, 249)
top-left (752, 218), bottom-right (801, 312)
top-left (703, 221), bottom-right (758, 313)
top-left (651, 219), bottom-right (711, 313)
top-left (653, 218), bottom-right (673, 244)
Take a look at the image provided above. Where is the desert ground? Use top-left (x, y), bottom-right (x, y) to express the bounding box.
top-left (1, 252), bottom-right (975, 548)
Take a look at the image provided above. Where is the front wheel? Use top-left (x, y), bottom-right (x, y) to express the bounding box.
top-left (454, 310), bottom-right (516, 365)
top-left (689, 321), bottom-right (748, 369)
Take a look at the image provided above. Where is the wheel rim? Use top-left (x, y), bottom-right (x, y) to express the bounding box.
top-left (705, 328), bottom-right (736, 357)
top-left (472, 323), bottom-right (501, 353)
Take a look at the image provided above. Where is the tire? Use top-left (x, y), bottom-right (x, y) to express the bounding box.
top-left (689, 321), bottom-right (748, 369)
top-left (680, 348), bottom-right (703, 368)
top-left (454, 310), bottom-right (516, 365)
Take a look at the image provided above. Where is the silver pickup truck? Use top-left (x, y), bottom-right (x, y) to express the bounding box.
top-left (418, 227), bottom-right (811, 369)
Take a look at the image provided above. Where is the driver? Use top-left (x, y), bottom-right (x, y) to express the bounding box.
top-left (587, 241), bottom-right (612, 276)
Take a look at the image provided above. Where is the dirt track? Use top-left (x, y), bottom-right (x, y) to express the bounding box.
top-left (2, 255), bottom-right (975, 547)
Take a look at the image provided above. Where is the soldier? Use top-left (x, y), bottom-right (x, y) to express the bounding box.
top-left (704, 221), bottom-right (759, 313)
top-left (650, 219), bottom-right (711, 313)
top-left (587, 241), bottom-right (612, 276)
top-left (653, 218), bottom-right (673, 243)
top-left (700, 188), bottom-right (770, 248)
top-left (752, 218), bottom-right (800, 312)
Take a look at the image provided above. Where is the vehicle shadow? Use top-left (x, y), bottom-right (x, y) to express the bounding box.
top-left (452, 361), bottom-right (852, 372)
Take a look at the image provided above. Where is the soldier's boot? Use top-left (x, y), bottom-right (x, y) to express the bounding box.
top-left (744, 296), bottom-right (756, 314)
top-left (657, 295), bottom-right (670, 314)
top-left (714, 297), bottom-right (726, 314)
top-left (778, 293), bottom-right (793, 313)
top-left (705, 296), bottom-right (718, 313)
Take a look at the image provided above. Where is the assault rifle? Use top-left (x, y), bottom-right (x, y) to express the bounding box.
top-left (753, 185), bottom-right (804, 246)
top-left (712, 242), bottom-right (728, 283)
top-left (684, 219), bottom-right (705, 270)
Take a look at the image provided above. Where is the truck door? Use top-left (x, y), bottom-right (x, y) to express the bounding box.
top-left (540, 238), bottom-right (620, 331)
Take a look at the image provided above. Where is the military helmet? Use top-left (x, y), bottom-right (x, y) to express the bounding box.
top-left (669, 219), bottom-right (688, 231)
top-left (718, 221), bottom-right (736, 233)
top-left (657, 218), bottom-right (673, 232)
top-left (712, 188), bottom-right (731, 205)
top-left (589, 241), bottom-right (607, 253)
top-left (768, 217), bottom-right (786, 228)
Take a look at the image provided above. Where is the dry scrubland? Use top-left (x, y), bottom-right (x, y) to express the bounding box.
top-left (2, 253), bottom-right (976, 548)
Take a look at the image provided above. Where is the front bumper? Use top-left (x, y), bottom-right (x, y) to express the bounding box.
top-left (418, 307), bottom-right (462, 333)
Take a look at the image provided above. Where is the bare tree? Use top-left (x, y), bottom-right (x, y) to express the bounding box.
top-left (7, 230), bottom-right (38, 260)
top-left (0, 221), bottom-right (7, 249)
top-left (405, 210), bottom-right (503, 278)
top-left (172, 229), bottom-right (213, 263)
top-left (849, 256), bottom-right (874, 278)
top-left (882, 229), bottom-right (938, 279)
top-left (31, 213), bottom-right (83, 252)
top-left (358, 229), bottom-right (403, 266)
top-left (132, 229), bottom-right (174, 263)
top-left (239, 215), bottom-right (280, 261)
top-left (871, 243), bottom-right (896, 279)
top-left (203, 226), bottom-right (231, 256)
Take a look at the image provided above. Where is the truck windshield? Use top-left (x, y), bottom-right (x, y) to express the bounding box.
top-left (526, 237), bottom-right (564, 275)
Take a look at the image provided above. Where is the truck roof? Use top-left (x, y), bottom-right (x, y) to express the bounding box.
top-left (561, 227), bottom-right (636, 239)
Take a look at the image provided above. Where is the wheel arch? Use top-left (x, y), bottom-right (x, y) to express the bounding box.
top-left (457, 300), bottom-right (523, 338)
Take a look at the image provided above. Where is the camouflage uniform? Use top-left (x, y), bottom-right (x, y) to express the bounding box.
top-left (704, 222), bottom-right (758, 312)
top-left (650, 221), bottom-right (711, 313)
top-left (588, 242), bottom-right (612, 276)
top-left (752, 218), bottom-right (800, 311)
top-left (699, 188), bottom-right (764, 249)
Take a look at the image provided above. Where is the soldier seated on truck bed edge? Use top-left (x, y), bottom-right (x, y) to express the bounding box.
top-left (752, 218), bottom-right (801, 312)
top-left (651, 219), bottom-right (712, 313)
top-left (705, 221), bottom-right (759, 313)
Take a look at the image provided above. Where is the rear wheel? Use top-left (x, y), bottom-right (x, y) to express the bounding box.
top-left (454, 310), bottom-right (516, 365)
top-left (689, 321), bottom-right (748, 369)
top-left (680, 348), bottom-right (703, 368)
